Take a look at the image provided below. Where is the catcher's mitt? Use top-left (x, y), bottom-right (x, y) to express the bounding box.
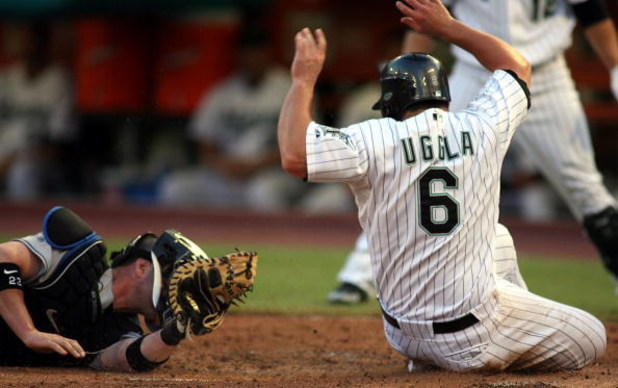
top-left (167, 250), bottom-right (257, 335)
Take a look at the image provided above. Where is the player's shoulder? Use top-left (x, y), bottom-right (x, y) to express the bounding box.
top-left (323, 117), bottom-right (390, 131)
top-left (309, 118), bottom-right (386, 144)
top-left (452, 70), bottom-right (530, 123)
top-left (493, 69), bottom-right (531, 109)
top-left (347, 117), bottom-right (399, 134)
top-left (492, 69), bottom-right (522, 84)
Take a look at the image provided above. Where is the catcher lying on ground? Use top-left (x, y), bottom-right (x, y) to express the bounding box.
top-left (0, 206), bottom-right (257, 372)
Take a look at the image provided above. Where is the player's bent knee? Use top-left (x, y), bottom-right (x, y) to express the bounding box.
top-left (569, 312), bottom-right (607, 370)
top-left (585, 319), bottom-right (607, 365)
top-left (495, 223), bottom-right (509, 236)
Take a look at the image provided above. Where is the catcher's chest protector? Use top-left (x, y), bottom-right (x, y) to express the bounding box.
top-left (26, 239), bottom-right (108, 333)
top-left (25, 242), bottom-right (140, 353)
top-left (24, 207), bottom-right (140, 351)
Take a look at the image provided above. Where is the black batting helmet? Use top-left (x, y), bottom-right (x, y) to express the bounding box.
top-left (372, 53), bottom-right (451, 120)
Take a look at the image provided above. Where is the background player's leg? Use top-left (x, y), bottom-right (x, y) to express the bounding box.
top-left (328, 232), bottom-right (375, 304)
top-left (512, 56), bottom-right (618, 288)
top-left (583, 207), bottom-right (618, 289)
top-left (512, 56), bottom-right (615, 220)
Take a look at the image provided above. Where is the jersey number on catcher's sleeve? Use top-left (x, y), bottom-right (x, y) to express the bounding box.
top-left (418, 168), bottom-right (460, 235)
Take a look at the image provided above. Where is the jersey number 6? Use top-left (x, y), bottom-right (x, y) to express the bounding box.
top-left (418, 168), bottom-right (460, 235)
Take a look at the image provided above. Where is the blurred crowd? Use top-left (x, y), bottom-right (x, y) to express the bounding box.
top-left (0, 15), bottom-right (356, 215)
top-left (0, 3), bottom-right (614, 221)
top-left (0, 22), bottom-right (76, 200)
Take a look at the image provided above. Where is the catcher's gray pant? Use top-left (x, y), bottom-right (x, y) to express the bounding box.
top-left (383, 224), bottom-right (607, 372)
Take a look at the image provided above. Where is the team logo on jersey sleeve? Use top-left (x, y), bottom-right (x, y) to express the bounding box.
top-left (314, 125), bottom-right (356, 150)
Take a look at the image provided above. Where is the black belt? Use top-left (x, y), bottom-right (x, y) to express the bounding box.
top-left (380, 306), bottom-right (479, 334)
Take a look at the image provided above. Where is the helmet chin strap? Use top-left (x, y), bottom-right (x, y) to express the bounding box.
top-left (150, 251), bottom-right (163, 309)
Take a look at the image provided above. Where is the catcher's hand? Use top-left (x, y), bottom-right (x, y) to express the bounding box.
top-left (167, 250), bottom-right (257, 336)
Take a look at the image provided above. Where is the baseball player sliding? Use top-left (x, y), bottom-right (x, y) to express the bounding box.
top-left (331, 0), bottom-right (618, 305)
top-left (278, 0), bottom-right (606, 372)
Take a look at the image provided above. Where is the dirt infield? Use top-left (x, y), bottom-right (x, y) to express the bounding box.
top-left (0, 201), bottom-right (617, 387)
top-left (1, 315), bottom-right (617, 387)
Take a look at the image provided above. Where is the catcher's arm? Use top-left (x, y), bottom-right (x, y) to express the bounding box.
top-left (90, 250), bottom-right (258, 372)
top-left (89, 329), bottom-right (176, 372)
top-left (0, 241), bottom-right (85, 358)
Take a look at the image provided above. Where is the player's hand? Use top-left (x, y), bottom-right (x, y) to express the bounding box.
top-left (291, 28), bottom-right (327, 86)
top-left (21, 329), bottom-right (86, 358)
top-left (611, 66), bottom-right (618, 102)
top-left (396, 0), bottom-right (454, 38)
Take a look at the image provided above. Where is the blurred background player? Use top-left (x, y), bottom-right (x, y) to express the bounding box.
top-left (0, 21), bottom-right (76, 200)
top-left (160, 16), bottom-right (351, 214)
top-left (159, 22), bottom-right (304, 211)
top-left (329, 0), bottom-right (618, 304)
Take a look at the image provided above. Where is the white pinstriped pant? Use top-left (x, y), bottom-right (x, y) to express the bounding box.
top-left (383, 224), bottom-right (607, 372)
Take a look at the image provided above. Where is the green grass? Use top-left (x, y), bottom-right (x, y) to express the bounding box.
top-left (215, 242), bottom-right (618, 321)
top-left (519, 255), bottom-right (618, 321)
top-left (202, 243), bottom-right (377, 315)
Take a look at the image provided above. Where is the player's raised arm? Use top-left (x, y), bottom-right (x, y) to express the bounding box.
top-left (401, 28), bottom-right (436, 54)
top-left (572, 0), bottom-right (618, 101)
top-left (396, 0), bottom-right (531, 86)
top-left (278, 28), bottom-right (327, 179)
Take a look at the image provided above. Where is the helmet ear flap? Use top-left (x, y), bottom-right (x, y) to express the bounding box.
top-left (377, 78), bottom-right (417, 120)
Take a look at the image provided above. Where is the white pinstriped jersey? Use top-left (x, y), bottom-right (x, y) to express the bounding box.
top-left (444, 0), bottom-right (586, 67)
top-left (306, 70), bottom-right (529, 322)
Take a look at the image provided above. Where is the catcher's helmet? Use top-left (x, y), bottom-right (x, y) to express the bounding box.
top-left (372, 53), bottom-right (450, 120)
top-left (111, 230), bottom-right (209, 329)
